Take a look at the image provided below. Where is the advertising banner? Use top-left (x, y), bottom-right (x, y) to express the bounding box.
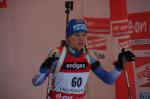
top-left (84, 17), bottom-right (110, 36)
top-left (109, 0), bottom-right (137, 99)
top-left (84, 18), bottom-right (111, 68)
top-left (129, 12), bottom-right (150, 99)
top-left (111, 19), bottom-right (129, 37)
top-left (84, 10), bottom-right (150, 99)
top-left (84, 17), bottom-right (110, 59)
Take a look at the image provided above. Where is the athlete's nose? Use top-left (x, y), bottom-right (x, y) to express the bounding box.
top-left (79, 35), bottom-right (84, 41)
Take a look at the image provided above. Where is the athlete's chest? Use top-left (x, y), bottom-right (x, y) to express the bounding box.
top-left (59, 53), bottom-right (91, 73)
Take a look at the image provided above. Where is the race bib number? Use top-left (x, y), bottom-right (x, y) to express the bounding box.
top-left (53, 72), bottom-right (89, 94)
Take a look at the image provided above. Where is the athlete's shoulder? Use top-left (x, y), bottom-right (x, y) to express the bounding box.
top-left (47, 47), bottom-right (63, 58)
top-left (86, 49), bottom-right (99, 64)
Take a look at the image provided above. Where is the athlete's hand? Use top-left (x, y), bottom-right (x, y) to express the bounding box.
top-left (32, 72), bottom-right (46, 86)
top-left (114, 48), bottom-right (135, 70)
top-left (32, 66), bottom-right (49, 86)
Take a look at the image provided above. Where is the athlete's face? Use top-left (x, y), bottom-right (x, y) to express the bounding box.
top-left (67, 32), bottom-right (87, 50)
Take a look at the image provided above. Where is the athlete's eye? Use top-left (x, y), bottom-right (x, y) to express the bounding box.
top-left (82, 33), bottom-right (87, 37)
top-left (75, 34), bottom-right (80, 37)
top-left (74, 33), bottom-right (87, 37)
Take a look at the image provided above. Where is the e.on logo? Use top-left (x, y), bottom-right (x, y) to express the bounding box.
top-left (128, 20), bottom-right (148, 34)
top-left (56, 94), bottom-right (73, 99)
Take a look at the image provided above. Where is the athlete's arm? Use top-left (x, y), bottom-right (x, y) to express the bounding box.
top-left (90, 55), bottom-right (122, 85)
top-left (32, 48), bottom-right (60, 86)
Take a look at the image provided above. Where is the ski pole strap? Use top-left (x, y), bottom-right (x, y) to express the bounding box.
top-left (55, 46), bottom-right (67, 73)
top-left (83, 47), bottom-right (91, 65)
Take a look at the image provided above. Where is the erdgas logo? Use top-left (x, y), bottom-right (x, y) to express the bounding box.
top-left (64, 62), bottom-right (86, 70)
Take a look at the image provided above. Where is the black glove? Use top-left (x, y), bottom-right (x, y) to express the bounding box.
top-left (41, 52), bottom-right (59, 70)
top-left (114, 48), bottom-right (135, 70)
top-left (91, 61), bottom-right (101, 70)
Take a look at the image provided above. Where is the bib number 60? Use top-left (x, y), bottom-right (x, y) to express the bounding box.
top-left (71, 77), bottom-right (82, 87)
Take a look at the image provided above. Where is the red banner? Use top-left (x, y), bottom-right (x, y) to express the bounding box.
top-left (84, 17), bottom-right (110, 35)
top-left (128, 12), bottom-right (150, 35)
top-left (111, 20), bottom-right (129, 37)
top-left (110, 0), bottom-right (137, 99)
top-left (129, 12), bottom-right (150, 99)
top-left (84, 17), bottom-right (110, 50)
top-left (0, 0), bottom-right (7, 8)
top-left (129, 12), bottom-right (150, 51)
top-left (110, 0), bottom-right (128, 20)
top-left (84, 7), bottom-right (150, 99)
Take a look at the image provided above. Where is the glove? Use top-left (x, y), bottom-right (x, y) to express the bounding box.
top-left (32, 72), bottom-right (46, 86)
top-left (32, 66), bottom-right (49, 86)
top-left (41, 52), bottom-right (59, 70)
top-left (91, 61), bottom-right (101, 70)
top-left (114, 48), bottom-right (135, 70)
